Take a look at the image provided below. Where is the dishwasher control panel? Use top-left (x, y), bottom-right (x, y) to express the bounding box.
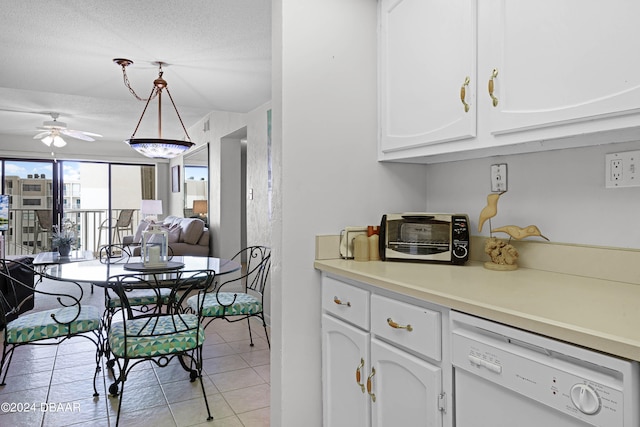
top-left (451, 316), bottom-right (629, 427)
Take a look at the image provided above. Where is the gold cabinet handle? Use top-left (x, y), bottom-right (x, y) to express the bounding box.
top-left (355, 358), bottom-right (365, 393)
top-left (366, 367), bottom-right (376, 402)
top-left (460, 76), bottom-right (470, 112)
top-left (333, 296), bottom-right (351, 307)
top-left (387, 317), bottom-right (413, 332)
top-left (488, 68), bottom-right (499, 107)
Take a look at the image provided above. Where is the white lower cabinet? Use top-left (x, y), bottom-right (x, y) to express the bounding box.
top-left (370, 338), bottom-right (443, 427)
top-left (322, 274), bottom-right (448, 427)
top-left (322, 314), bottom-right (371, 426)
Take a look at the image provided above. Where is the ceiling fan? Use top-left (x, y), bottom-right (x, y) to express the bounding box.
top-left (33, 113), bottom-right (102, 147)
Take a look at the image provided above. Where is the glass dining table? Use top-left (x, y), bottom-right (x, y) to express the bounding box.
top-left (43, 255), bottom-right (242, 287)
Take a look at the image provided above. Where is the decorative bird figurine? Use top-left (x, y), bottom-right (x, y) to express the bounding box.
top-left (491, 225), bottom-right (549, 241)
top-left (478, 192), bottom-right (505, 232)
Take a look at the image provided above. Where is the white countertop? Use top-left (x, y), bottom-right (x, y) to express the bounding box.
top-left (314, 258), bottom-right (640, 361)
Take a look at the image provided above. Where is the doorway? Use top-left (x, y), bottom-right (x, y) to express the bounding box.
top-left (216, 127), bottom-right (247, 261)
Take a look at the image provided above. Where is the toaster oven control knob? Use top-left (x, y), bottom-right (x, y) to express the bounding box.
top-left (570, 384), bottom-right (600, 415)
top-left (453, 244), bottom-right (468, 259)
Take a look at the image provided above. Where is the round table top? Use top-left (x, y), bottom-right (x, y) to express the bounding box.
top-left (45, 256), bottom-right (241, 286)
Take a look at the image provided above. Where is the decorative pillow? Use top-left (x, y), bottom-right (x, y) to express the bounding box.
top-left (162, 215), bottom-right (180, 226)
top-left (167, 223), bottom-right (181, 243)
top-left (133, 220), bottom-right (151, 243)
top-left (180, 219), bottom-right (205, 245)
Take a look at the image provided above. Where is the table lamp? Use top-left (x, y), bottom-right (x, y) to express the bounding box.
top-left (193, 200), bottom-right (207, 219)
top-left (141, 199), bottom-right (163, 222)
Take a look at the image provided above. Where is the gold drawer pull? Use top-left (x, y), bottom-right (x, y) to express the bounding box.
top-left (387, 317), bottom-right (413, 332)
top-left (366, 367), bottom-right (376, 402)
top-left (355, 358), bottom-right (365, 393)
top-left (460, 76), bottom-right (470, 112)
top-left (333, 296), bottom-right (351, 307)
top-left (488, 68), bottom-right (499, 107)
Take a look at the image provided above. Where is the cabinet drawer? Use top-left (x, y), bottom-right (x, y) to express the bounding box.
top-left (370, 294), bottom-right (441, 361)
top-left (322, 276), bottom-right (370, 330)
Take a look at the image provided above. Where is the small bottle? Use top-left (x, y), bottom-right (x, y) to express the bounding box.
top-left (353, 234), bottom-right (369, 262)
top-left (368, 226), bottom-right (380, 261)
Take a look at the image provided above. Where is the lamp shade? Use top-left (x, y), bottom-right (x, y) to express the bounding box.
top-left (193, 200), bottom-right (208, 215)
top-left (141, 199), bottom-right (163, 216)
top-left (126, 138), bottom-right (194, 159)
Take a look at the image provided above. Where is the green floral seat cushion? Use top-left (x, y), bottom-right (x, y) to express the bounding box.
top-left (187, 292), bottom-right (263, 317)
top-left (5, 305), bottom-right (102, 344)
top-left (108, 314), bottom-right (204, 358)
top-left (106, 288), bottom-right (172, 309)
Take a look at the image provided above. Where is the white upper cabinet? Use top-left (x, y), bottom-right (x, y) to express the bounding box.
top-left (379, 0), bottom-right (476, 154)
top-left (379, 0), bottom-right (640, 163)
top-left (482, 0), bottom-right (640, 137)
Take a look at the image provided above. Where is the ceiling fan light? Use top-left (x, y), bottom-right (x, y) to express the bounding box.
top-left (41, 135), bottom-right (53, 146)
top-left (53, 135), bottom-right (67, 147)
top-left (125, 138), bottom-right (194, 159)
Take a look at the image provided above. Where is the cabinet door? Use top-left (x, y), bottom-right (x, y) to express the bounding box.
top-left (481, 0), bottom-right (640, 137)
top-left (322, 314), bottom-right (370, 427)
top-left (370, 338), bottom-right (443, 427)
top-left (379, 0), bottom-right (476, 156)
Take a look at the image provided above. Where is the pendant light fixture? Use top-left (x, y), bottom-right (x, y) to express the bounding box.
top-left (114, 58), bottom-right (194, 159)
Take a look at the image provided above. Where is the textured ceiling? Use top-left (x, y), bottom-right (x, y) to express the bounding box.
top-left (0, 0), bottom-right (271, 159)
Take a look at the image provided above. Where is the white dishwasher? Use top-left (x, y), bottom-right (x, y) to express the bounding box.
top-left (451, 311), bottom-right (640, 427)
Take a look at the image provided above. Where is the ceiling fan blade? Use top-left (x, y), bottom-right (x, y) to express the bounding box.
top-left (60, 129), bottom-right (96, 141)
top-left (79, 131), bottom-right (102, 137)
top-left (34, 131), bottom-right (50, 139)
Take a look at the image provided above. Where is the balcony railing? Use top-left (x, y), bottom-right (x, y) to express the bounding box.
top-left (4, 208), bottom-right (141, 256)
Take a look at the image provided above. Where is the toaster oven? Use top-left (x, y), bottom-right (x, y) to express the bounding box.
top-left (380, 213), bottom-right (469, 264)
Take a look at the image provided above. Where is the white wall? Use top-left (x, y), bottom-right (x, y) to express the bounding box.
top-left (273, 1), bottom-right (428, 426)
top-left (426, 140), bottom-right (640, 249)
top-left (246, 103), bottom-right (272, 249)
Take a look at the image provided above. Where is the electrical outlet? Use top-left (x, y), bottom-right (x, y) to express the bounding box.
top-left (490, 164), bottom-right (507, 192)
top-left (605, 151), bottom-right (640, 188)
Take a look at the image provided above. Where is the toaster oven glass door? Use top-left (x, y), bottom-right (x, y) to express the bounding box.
top-left (388, 220), bottom-right (451, 255)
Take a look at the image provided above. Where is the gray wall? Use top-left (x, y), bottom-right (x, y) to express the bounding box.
top-left (425, 140), bottom-right (640, 249)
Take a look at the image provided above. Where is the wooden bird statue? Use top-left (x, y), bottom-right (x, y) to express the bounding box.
top-left (478, 192), bottom-right (504, 232)
top-left (491, 225), bottom-right (549, 241)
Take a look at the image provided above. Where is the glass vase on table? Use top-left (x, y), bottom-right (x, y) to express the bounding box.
top-left (141, 225), bottom-right (169, 267)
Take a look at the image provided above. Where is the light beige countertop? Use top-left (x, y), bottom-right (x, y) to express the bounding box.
top-left (314, 258), bottom-right (640, 361)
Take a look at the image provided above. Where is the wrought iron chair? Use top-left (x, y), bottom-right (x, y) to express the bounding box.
top-left (98, 244), bottom-right (170, 371)
top-left (97, 208), bottom-right (135, 249)
top-left (106, 268), bottom-right (217, 426)
top-left (187, 246), bottom-right (271, 348)
top-left (0, 258), bottom-right (103, 396)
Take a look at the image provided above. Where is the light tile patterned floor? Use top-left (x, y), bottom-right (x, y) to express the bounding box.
top-left (0, 279), bottom-right (270, 427)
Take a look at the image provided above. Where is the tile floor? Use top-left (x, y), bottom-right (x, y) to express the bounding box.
top-left (0, 278), bottom-right (270, 427)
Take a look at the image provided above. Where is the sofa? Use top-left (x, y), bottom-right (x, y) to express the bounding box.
top-left (123, 215), bottom-right (210, 257)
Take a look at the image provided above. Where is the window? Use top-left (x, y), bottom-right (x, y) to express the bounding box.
top-left (22, 184), bottom-right (42, 192)
top-left (2, 159), bottom-right (155, 256)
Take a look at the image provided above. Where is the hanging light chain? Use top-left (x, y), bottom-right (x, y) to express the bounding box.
top-left (116, 60), bottom-right (160, 102)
